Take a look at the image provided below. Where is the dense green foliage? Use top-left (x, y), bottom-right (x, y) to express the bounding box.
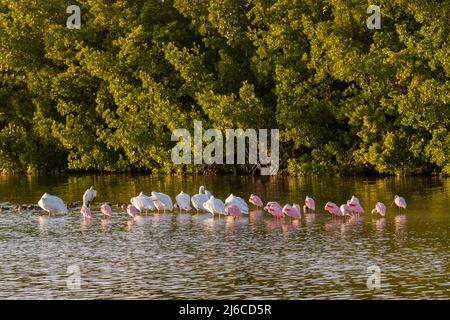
top-left (0, 0), bottom-right (449, 175)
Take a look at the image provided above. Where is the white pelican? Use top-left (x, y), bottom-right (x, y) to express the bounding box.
top-left (151, 191), bottom-right (173, 212)
top-left (175, 191), bottom-right (191, 212)
top-left (191, 193), bottom-right (209, 212)
top-left (203, 196), bottom-right (226, 215)
top-left (82, 186), bottom-right (97, 207)
top-left (225, 194), bottom-right (249, 213)
top-left (131, 192), bottom-right (155, 213)
top-left (199, 185), bottom-right (212, 198)
top-left (38, 193), bottom-right (68, 215)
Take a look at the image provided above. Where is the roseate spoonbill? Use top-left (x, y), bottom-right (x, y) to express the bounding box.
top-left (175, 191), bottom-right (191, 212)
top-left (249, 194), bottom-right (263, 208)
top-left (393, 195), bottom-right (407, 212)
top-left (82, 186), bottom-right (97, 207)
top-left (80, 205), bottom-right (92, 219)
top-left (225, 194), bottom-right (249, 214)
top-left (282, 204), bottom-right (301, 219)
top-left (304, 196), bottom-right (315, 213)
top-left (131, 192), bottom-right (155, 213)
top-left (191, 193), bottom-right (209, 212)
top-left (264, 201), bottom-right (284, 219)
top-left (199, 186), bottom-right (212, 199)
top-left (127, 204), bottom-right (138, 218)
top-left (347, 197), bottom-right (364, 214)
top-left (225, 204), bottom-right (242, 217)
top-left (203, 196), bottom-right (226, 215)
top-left (100, 203), bottom-right (112, 217)
top-left (38, 193), bottom-right (68, 215)
top-left (151, 191), bottom-right (173, 212)
top-left (371, 202), bottom-right (386, 217)
top-left (340, 204), bottom-right (353, 217)
top-left (324, 202), bottom-right (341, 216)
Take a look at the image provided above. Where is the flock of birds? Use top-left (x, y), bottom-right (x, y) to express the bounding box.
top-left (36, 186), bottom-right (408, 220)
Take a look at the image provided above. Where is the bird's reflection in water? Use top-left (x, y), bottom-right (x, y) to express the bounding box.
top-left (38, 215), bottom-right (66, 237)
top-left (127, 216), bottom-right (142, 231)
top-left (286, 218), bottom-right (301, 232)
top-left (395, 214), bottom-right (407, 242)
top-left (38, 216), bottom-right (48, 237)
top-left (80, 218), bottom-right (92, 234)
top-left (225, 216), bottom-right (244, 236)
top-left (248, 210), bottom-right (263, 222)
top-left (305, 214), bottom-right (316, 227)
top-left (266, 218), bottom-right (285, 233)
top-left (373, 217), bottom-right (386, 235)
top-left (324, 218), bottom-right (344, 233)
top-left (101, 218), bottom-right (111, 232)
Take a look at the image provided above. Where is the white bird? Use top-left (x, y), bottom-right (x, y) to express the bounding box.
top-left (203, 196), bottom-right (226, 215)
top-left (340, 204), bottom-right (352, 217)
top-left (38, 193), bottom-right (68, 215)
top-left (82, 186), bottom-right (97, 207)
top-left (131, 192), bottom-right (155, 213)
top-left (225, 194), bottom-right (249, 214)
top-left (175, 191), bottom-right (191, 212)
top-left (393, 195), bottom-right (407, 211)
top-left (151, 191), bottom-right (173, 212)
top-left (191, 193), bottom-right (209, 212)
top-left (199, 185), bottom-right (212, 199)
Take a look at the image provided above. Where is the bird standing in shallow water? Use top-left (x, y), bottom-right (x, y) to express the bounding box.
top-left (151, 191), bottom-right (173, 212)
top-left (175, 191), bottom-right (191, 212)
top-left (127, 204), bottom-right (138, 218)
top-left (371, 202), bottom-right (386, 217)
top-left (38, 193), bottom-right (68, 215)
top-left (304, 196), bottom-right (315, 213)
top-left (324, 202), bottom-right (341, 217)
top-left (282, 204), bottom-right (301, 220)
top-left (249, 194), bottom-right (263, 208)
top-left (393, 195), bottom-right (407, 213)
top-left (100, 203), bottom-right (112, 217)
top-left (131, 192), bottom-right (155, 214)
top-left (264, 202), bottom-right (284, 219)
top-left (203, 196), bottom-right (226, 216)
top-left (83, 186), bottom-right (97, 207)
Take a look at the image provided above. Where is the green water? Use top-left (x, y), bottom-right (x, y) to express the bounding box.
top-left (0, 175), bottom-right (448, 299)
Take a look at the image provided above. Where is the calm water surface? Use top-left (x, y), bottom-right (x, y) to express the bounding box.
top-left (0, 175), bottom-right (448, 299)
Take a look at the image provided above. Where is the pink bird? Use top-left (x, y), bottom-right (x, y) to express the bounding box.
top-left (324, 202), bottom-right (342, 216)
top-left (347, 198), bottom-right (364, 214)
top-left (393, 195), bottom-right (407, 212)
top-left (371, 202), bottom-right (386, 217)
top-left (264, 202), bottom-right (284, 219)
top-left (225, 204), bottom-right (242, 217)
top-left (80, 205), bottom-right (92, 219)
top-left (304, 196), bottom-right (315, 212)
top-left (282, 204), bottom-right (301, 219)
top-left (127, 204), bottom-right (138, 218)
top-left (340, 204), bottom-right (353, 217)
top-left (249, 194), bottom-right (263, 208)
top-left (100, 203), bottom-right (112, 217)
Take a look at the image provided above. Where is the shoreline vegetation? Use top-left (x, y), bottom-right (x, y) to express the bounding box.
top-left (0, 1), bottom-right (449, 176)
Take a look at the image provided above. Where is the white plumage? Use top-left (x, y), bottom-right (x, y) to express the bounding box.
top-left (151, 192), bottom-right (173, 211)
top-left (82, 186), bottom-right (97, 207)
top-left (175, 191), bottom-right (191, 211)
top-left (225, 194), bottom-right (249, 214)
top-left (199, 185), bottom-right (212, 199)
top-left (191, 193), bottom-right (209, 212)
top-left (203, 196), bottom-right (226, 215)
top-left (131, 192), bottom-right (155, 212)
top-left (38, 193), bottom-right (68, 214)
